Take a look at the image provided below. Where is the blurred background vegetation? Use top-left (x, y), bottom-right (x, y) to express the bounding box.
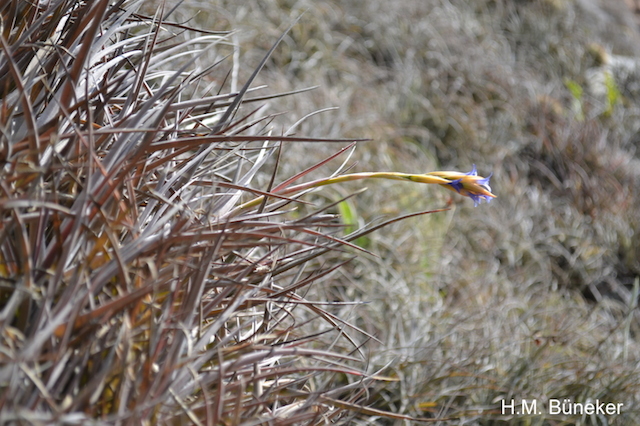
top-left (2, 0), bottom-right (640, 423)
top-left (168, 0), bottom-right (640, 422)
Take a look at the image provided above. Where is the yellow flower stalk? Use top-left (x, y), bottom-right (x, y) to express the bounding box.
top-left (236, 165), bottom-right (495, 213)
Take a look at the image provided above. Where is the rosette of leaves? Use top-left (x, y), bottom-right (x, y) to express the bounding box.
top-left (0, 1), bottom-right (427, 423)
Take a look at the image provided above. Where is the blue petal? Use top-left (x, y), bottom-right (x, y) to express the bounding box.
top-left (469, 193), bottom-right (493, 207)
top-left (477, 173), bottom-right (493, 192)
top-left (465, 164), bottom-right (478, 176)
top-left (446, 178), bottom-right (464, 193)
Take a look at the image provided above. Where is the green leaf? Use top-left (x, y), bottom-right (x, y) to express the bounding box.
top-left (337, 199), bottom-right (369, 248)
top-left (565, 78), bottom-right (584, 121)
top-left (604, 71), bottom-right (621, 117)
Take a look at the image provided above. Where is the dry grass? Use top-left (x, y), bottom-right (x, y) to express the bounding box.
top-left (2, 0), bottom-right (640, 424)
top-left (0, 0), bottom-right (421, 423)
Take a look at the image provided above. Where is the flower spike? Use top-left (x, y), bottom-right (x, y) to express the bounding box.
top-left (234, 164), bottom-right (496, 214)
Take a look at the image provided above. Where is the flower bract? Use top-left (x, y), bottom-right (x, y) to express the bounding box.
top-left (428, 165), bottom-right (496, 206)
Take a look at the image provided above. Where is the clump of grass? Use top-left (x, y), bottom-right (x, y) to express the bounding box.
top-left (4, 0), bottom-right (640, 424)
top-left (0, 1), bottom-right (464, 423)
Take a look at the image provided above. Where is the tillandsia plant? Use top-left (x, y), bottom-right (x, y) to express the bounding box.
top-left (235, 163), bottom-right (496, 214)
top-left (0, 0), bottom-right (480, 424)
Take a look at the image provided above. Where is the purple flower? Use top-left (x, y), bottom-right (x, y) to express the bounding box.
top-left (429, 165), bottom-right (496, 206)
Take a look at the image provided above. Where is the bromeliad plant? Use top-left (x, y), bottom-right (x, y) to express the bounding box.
top-left (235, 163), bottom-right (495, 214)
